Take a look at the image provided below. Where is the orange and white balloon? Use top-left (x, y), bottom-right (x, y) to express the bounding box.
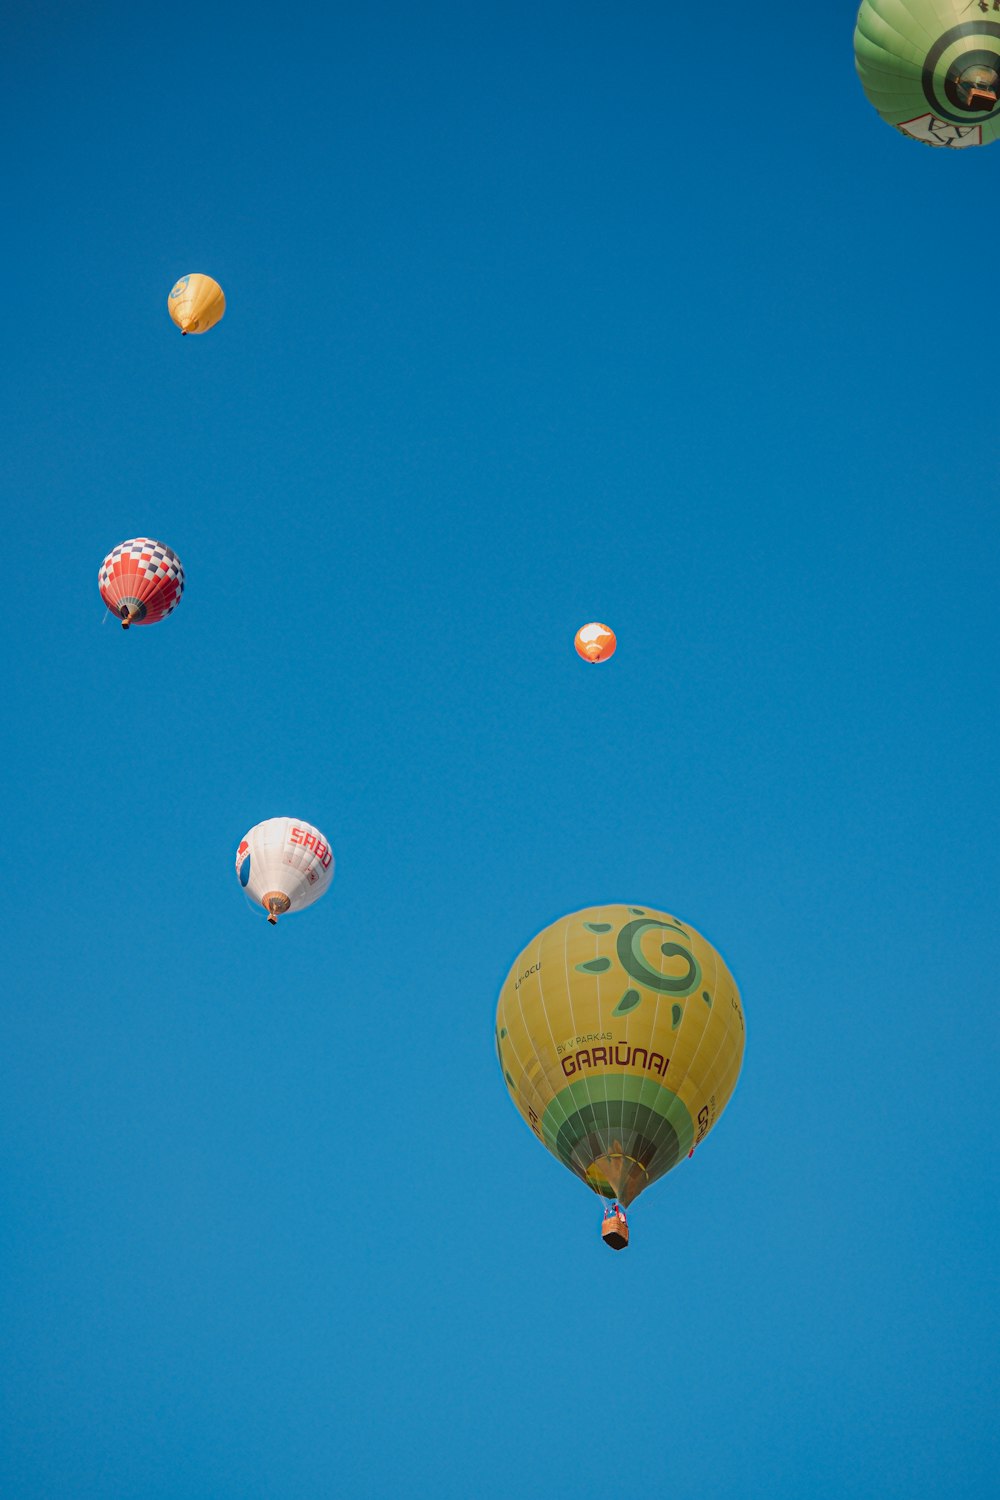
top-left (574, 622), bottom-right (616, 663)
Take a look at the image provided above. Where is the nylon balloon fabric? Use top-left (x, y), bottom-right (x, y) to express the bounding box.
top-left (855, 0), bottom-right (1000, 147)
top-left (98, 538), bottom-right (184, 627)
top-left (495, 905), bottom-right (745, 1207)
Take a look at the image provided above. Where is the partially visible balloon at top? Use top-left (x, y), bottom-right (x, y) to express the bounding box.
top-left (854, 0), bottom-right (1000, 148)
top-left (168, 273), bottom-right (226, 334)
top-left (575, 622), bottom-right (616, 663)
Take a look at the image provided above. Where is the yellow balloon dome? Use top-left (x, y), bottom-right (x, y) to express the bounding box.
top-left (496, 904), bottom-right (745, 1207)
top-left (167, 273), bottom-right (226, 335)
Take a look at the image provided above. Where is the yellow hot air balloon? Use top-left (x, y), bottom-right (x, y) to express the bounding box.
top-left (495, 904), bottom-right (745, 1247)
top-left (167, 273), bottom-right (226, 335)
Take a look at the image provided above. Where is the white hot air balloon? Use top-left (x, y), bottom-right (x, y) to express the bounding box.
top-left (235, 817), bottom-right (334, 924)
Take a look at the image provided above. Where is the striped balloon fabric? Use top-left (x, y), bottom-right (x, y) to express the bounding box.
top-left (98, 538), bottom-right (185, 629)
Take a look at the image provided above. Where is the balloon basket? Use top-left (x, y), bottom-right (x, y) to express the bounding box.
top-left (601, 1214), bottom-right (629, 1251)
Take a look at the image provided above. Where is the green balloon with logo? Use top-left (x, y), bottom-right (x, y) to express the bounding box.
top-left (855, 0), bottom-right (1000, 147)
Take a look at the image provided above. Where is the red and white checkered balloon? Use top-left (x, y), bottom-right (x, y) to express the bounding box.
top-left (99, 538), bottom-right (184, 629)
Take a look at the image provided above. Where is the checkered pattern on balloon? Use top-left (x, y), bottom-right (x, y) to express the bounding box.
top-left (98, 538), bottom-right (185, 625)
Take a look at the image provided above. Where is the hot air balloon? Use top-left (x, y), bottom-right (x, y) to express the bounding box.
top-left (855, 0), bottom-right (1000, 147)
top-left (235, 818), bottom-right (334, 925)
top-left (167, 273), bottom-right (226, 334)
top-left (574, 622), bottom-right (616, 663)
top-left (495, 904), bottom-right (745, 1248)
top-left (99, 538), bottom-right (184, 629)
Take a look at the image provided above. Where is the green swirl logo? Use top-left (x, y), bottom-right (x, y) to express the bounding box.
top-left (616, 918), bottom-right (701, 997)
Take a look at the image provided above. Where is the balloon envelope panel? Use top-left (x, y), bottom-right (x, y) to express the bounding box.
top-left (235, 817), bottom-right (334, 917)
top-left (855, 0), bottom-right (1000, 146)
top-left (495, 905), bottom-right (744, 1206)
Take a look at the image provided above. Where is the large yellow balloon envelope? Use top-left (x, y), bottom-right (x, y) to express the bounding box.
top-left (496, 905), bottom-right (745, 1207)
top-left (167, 273), bottom-right (226, 335)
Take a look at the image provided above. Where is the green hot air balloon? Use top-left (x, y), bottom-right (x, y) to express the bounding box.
top-left (855, 0), bottom-right (1000, 147)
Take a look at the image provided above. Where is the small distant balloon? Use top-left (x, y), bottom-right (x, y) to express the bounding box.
top-left (168, 273), bottom-right (226, 334)
top-left (99, 538), bottom-right (184, 629)
top-left (574, 622), bottom-right (616, 663)
top-left (236, 817), bottom-right (334, 925)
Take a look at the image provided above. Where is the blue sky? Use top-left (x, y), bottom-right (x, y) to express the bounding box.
top-left (2, 3), bottom-right (998, 1496)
